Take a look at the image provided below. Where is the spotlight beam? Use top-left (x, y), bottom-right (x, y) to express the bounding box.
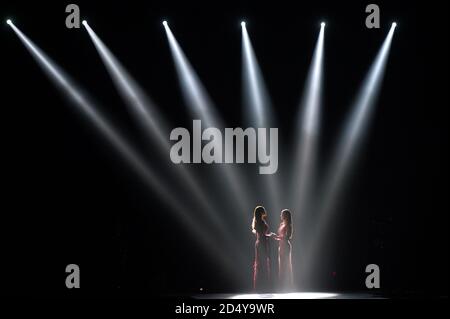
top-left (163, 22), bottom-right (255, 222)
top-left (163, 22), bottom-right (219, 128)
top-left (83, 22), bottom-right (168, 148)
top-left (8, 22), bottom-right (242, 283)
top-left (241, 22), bottom-right (274, 127)
top-left (319, 23), bottom-right (396, 222)
top-left (241, 22), bottom-right (281, 217)
top-left (82, 22), bottom-right (246, 259)
top-left (303, 24), bottom-right (397, 283)
top-left (289, 23), bottom-right (325, 228)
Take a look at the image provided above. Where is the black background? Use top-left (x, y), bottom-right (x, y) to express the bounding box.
top-left (1, 0), bottom-right (448, 298)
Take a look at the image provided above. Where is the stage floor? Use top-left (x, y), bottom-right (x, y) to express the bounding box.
top-left (195, 292), bottom-right (385, 299)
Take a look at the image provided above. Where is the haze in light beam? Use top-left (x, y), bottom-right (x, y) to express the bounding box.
top-left (9, 21), bottom-right (242, 283)
top-left (82, 22), bottom-right (246, 260)
top-left (241, 22), bottom-right (281, 218)
top-left (241, 22), bottom-right (275, 128)
top-left (290, 23), bottom-right (325, 216)
top-left (319, 23), bottom-right (396, 222)
top-left (303, 24), bottom-right (397, 284)
top-left (163, 22), bottom-right (256, 222)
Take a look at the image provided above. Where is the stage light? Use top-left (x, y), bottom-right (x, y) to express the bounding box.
top-left (82, 22), bottom-right (247, 262)
top-left (163, 22), bottom-right (256, 222)
top-left (241, 20), bottom-right (275, 127)
top-left (163, 23), bottom-right (219, 127)
top-left (241, 20), bottom-right (280, 216)
top-left (321, 22), bottom-right (397, 213)
top-left (162, 20), bottom-right (168, 26)
top-left (9, 21), bottom-right (242, 284)
top-left (82, 20), bottom-right (87, 26)
top-left (289, 23), bottom-right (325, 227)
top-left (392, 22), bottom-right (397, 28)
top-left (241, 21), bottom-right (246, 27)
top-left (302, 22), bottom-right (397, 284)
top-left (6, 19), bottom-right (12, 25)
top-left (287, 26), bottom-right (325, 290)
top-left (321, 22), bottom-right (325, 27)
top-left (82, 21), bottom-right (168, 144)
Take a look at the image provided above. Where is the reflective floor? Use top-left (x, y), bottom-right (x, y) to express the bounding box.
top-left (196, 292), bottom-right (385, 299)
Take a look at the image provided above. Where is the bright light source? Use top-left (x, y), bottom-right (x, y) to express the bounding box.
top-left (392, 22), bottom-right (397, 28)
top-left (162, 20), bottom-right (168, 26)
top-left (163, 22), bottom-right (256, 226)
top-left (241, 16), bottom-right (280, 215)
top-left (288, 24), bottom-right (325, 266)
top-left (6, 19), bottom-right (12, 25)
top-left (163, 24), bottom-right (221, 131)
top-left (241, 21), bottom-right (246, 27)
top-left (83, 21), bottom-right (248, 270)
top-left (321, 22), bottom-right (326, 27)
top-left (82, 20), bottom-right (87, 26)
top-left (241, 22), bottom-right (274, 127)
top-left (10, 22), bottom-right (242, 285)
top-left (302, 22), bottom-right (397, 283)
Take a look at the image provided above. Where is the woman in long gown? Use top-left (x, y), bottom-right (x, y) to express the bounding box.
top-left (275, 209), bottom-right (294, 290)
top-left (251, 206), bottom-right (275, 292)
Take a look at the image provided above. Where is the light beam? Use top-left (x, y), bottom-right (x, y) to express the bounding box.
top-left (82, 22), bottom-right (246, 261)
top-left (230, 292), bottom-right (339, 299)
top-left (163, 22), bottom-right (255, 223)
top-left (241, 21), bottom-right (281, 218)
top-left (303, 23), bottom-right (397, 284)
top-left (286, 23), bottom-right (325, 290)
top-left (319, 23), bottom-right (396, 218)
top-left (289, 22), bottom-right (325, 229)
top-left (241, 21), bottom-right (275, 127)
top-left (8, 21), bottom-right (242, 283)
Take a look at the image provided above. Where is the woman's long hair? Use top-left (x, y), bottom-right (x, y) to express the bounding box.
top-left (281, 209), bottom-right (293, 239)
top-left (252, 205), bottom-right (267, 234)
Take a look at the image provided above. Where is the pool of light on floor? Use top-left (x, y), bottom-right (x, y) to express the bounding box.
top-left (230, 292), bottom-right (339, 299)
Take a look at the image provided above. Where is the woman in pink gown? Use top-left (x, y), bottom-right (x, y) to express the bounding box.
top-left (251, 206), bottom-right (275, 292)
top-left (275, 209), bottom-right (294, 289)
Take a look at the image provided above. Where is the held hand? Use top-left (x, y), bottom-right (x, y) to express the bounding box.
top-left (271, 233), bottom-right (282, 240)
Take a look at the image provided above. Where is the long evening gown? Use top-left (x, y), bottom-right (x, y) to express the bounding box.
top-left (277, 222), bottom-right (293, 289)
top-left (253, 221), bottom-right (271, 291)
